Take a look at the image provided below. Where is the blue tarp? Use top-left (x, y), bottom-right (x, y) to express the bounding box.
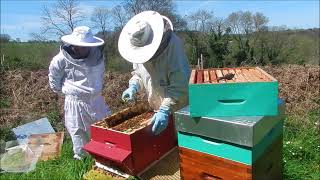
top-left (12, 117), bottom-right (55, 144)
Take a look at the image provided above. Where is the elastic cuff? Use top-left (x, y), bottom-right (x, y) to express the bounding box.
top-left (129, 83), bottom-right (139, 92)
top-left (159, 105), bottom-right (170, 114)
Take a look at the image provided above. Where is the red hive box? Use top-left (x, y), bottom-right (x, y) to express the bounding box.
top-left (83, 104), bottom-right (177, 176)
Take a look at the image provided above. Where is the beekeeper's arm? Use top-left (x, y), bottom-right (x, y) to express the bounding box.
top-left (122, 63), bottom-right (145, 101)
top-left (48, 54), bottom-right (65, 95)
top-left (151, 34), bottom-right (190, 135)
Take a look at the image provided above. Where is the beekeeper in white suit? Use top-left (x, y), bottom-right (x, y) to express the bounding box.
top-left (48, 26), bottom-right (111, 160)
top-left (118, 11), bottom-right (190, 135)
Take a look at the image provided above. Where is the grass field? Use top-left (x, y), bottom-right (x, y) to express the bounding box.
top-left (0, 138), bottom-right (95, 180)
top-left (282, 111), bottom-right (320, 180)
top-left (1, 113), bottom-right (319, 180)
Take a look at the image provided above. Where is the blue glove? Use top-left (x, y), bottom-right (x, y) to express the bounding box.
top-left (151, 106), bottom-right (170, 135)
top-left (122, 84), bottom-right (138, 102)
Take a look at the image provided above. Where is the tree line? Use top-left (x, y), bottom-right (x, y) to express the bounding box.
top-left (1, 0), bottom-right (319, 67)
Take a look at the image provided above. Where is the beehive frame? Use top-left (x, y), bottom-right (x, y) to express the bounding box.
top-left (189, 67), bottom-right (276, 84)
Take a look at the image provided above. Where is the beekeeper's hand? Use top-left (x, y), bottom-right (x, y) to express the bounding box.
top-left (122, 84), bottom-right (138, 102)
top-left (151, 106), bottom-right (170, 135)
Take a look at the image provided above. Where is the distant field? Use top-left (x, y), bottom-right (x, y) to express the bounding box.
top-left (0, 42), bottom-right (132, 72)
top-left (0, 42), bottom-right (59, 70)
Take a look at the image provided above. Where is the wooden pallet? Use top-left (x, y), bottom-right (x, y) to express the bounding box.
top-left (189, 67), bottom-right (275, 84)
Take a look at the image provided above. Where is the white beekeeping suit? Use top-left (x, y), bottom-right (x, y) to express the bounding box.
top-left (119, 11), bottom-right (190, 135)
top-left (129, 33), bottom-right (190, 112)
top-left (48, 26), bottom-right (111, 159)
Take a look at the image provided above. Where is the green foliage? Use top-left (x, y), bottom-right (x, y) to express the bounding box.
top-left (183, 28), bottom-right (319, 67)
top-left (207, 29), bottom-right (231, 67)
top-left (0, 126), bottom-right (16, 142)
top-left (106, 55), bottom-right (132, 72)
top-left (47, 111), bottom-right (64, 132)
top-left (0, 98), bottom-right (10, 108)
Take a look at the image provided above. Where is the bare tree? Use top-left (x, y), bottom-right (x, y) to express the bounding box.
top-left (227, 11), bottom-right (242, 35)
top-left (209, 18), bottom-right (230, 35)
top-left (241, 11), bottom-right (254, 35)
top-left (184, 9), bottom-right (214, 66)
top-left (226, 11), bottom-right (255, 64)
top-left (253, 12), bottom-right (268, 31)
top-left (91, 7), bottom-right (111, 40)
top-left (40, 0), bottom-right (84, 38)
top-left (111, 5), bottom-right (129, 30)
top-left (226, 11), bottom-right (254, 49)
top-left (123, 0), bottom-right (174, 16)
top-left (187, 9), bottom-right (213, 32)
top-left (30, 32), bottom-right (48, 42)
top-left (122, 0), bottom-right (186, 30)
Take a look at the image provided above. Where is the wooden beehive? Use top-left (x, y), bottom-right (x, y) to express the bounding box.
top-left (94, 103), bottom-right (153, 133)
top-left (83, 104), bottom-right (177, 176)
top-left (179, 135), bottom-right (283, 180)
top-left (189, 67), bottom-right (278, 117)
top-left (189, 67), bottom-right (274, 84)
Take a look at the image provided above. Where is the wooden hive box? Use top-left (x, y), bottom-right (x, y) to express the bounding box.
top-left (83, 104), bottom-right (177, 176)
top-left (175, 100), bottom-right (285, 180)
top-left (177, 119), bottom-right (282, 166)
top-left (179, 135), bottom-right (283, 180)
top-left (175, 99), bottom-right (285, 148)
top-left (189, 67), bottom-right (278, 117)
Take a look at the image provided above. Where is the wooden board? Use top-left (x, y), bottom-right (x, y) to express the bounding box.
top-left (235, 69), bottom-right (246, 82)
top-left (209, 70), bottom-right (218, 83)
top-left (203, 70), bottom-right (210, 83)
top-left (216, 70), bottom-right (225, 83)
top-left (28, 132), bottom-right (64, 161)
top-left (196, 70), bottom-right (204, 84)
top-left (189, 70), bottom-right (196, 84)
top-left (179, 147), bottom-right (252, 180)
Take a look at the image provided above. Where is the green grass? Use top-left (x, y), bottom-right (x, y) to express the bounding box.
top-left (1, 112), bottom-right (319, 179)
top-left (283, 111), bottom-right (320, 180)
top-left (0, 138), bottom-right (94, 180)
top-left (0, 42), bottom-right (132, 72)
